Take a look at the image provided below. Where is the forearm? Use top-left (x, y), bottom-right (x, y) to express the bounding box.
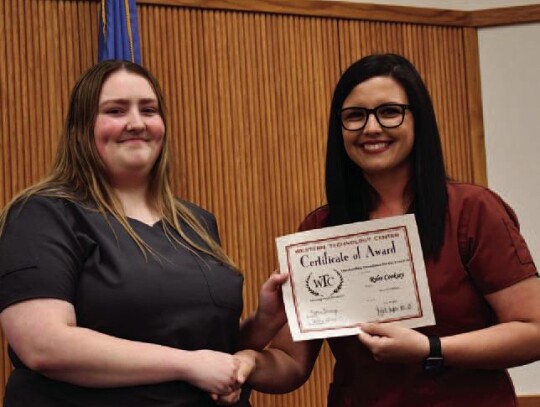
top-left (241, 348), bottom-right (310, 393)
top-left (26, 325), bottom-right (196, 387)
top-left (442, 321), bottom-right (540, 369)
top-left (239, 311), bottom-right (286, 351)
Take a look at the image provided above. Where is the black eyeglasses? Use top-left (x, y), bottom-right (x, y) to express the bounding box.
top-left (339, 103), bottom-right (411, 131)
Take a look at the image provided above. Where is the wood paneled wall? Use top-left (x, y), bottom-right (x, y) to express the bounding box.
top-left (1, 1), bottom-right (489, 406)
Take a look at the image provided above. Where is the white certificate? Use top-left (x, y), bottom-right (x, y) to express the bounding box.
top-left (276, 214), bottom-right (435, 341)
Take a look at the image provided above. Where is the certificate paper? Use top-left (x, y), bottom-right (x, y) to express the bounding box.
top-left (276, 214), bottom-right (435, 341)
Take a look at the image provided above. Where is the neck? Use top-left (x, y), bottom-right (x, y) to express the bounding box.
top-left (365, 168), bottom-right (412, 219)
top-left (110, 178), bottom-right (159, 225)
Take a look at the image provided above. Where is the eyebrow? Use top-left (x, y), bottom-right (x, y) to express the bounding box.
top-left (99, 98), bottom-right (158, 106)
top-left (343, 101), bottom-right (406, 107)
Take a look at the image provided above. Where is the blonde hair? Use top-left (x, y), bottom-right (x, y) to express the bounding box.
top-left (0, 60), bottom-right (236, 270)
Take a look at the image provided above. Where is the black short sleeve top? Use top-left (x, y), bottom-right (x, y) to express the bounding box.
top-left (0, 196), bottom-right (249, 407)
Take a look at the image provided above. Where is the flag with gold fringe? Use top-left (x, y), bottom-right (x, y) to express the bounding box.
top-left (98, 0), bottom-right (141, 63)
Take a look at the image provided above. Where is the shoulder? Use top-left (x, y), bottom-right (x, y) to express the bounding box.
top-left (176, 199), bottom-right (220, 239)
top-left (178, 199), bottom-right (216, 222)
top-left (5, 194), bottom-right (97, 227)
top-left (447, 181), bottom-right (520, 224)
top-left (298, 205), bottom-right (330, 232)
top-left (5, 195), bottom-right (70, 224)
top-left (447, 181), bottom-right (491, 200)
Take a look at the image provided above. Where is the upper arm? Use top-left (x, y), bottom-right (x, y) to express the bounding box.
top-left (0, 197), bottom-right (82, 312)
top-left (459, 189), bottom-right (537, 293)
top-left (486, 276), bottom-right (540, 324)
top-left (0, 197), bottom-right (84, 367)
top-left (0, 298), bottom-right (76, 369)
top-left (458, 189), bottom-right (540, 327)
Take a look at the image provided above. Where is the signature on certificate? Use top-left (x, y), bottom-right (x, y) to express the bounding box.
top-left (376, 302), bottom-right (414, 318)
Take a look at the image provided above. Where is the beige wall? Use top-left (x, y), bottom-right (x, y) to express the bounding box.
top-left (478, 22), bottom-right (540, 395)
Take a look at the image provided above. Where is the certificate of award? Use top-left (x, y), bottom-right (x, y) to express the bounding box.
top-left (276, 214), bottom-right (435, 341)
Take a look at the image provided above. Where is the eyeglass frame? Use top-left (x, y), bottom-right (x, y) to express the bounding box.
top-left (339, 103), bottom-right (411, 131)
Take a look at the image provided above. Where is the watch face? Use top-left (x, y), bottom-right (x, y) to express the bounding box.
top-left (423, 357), bottom-right (444, 374)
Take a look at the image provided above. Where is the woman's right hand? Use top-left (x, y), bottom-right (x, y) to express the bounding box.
top-left (186, 350), bottom-right (240, 394)
top-left (210, 349), bottom-right (257, 405)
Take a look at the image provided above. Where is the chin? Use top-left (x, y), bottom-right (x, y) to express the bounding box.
top-left (357, 161), bottom-right (392, 173)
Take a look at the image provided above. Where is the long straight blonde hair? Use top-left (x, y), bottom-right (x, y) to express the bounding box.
top-left (0, 60), bottom-right (236, 270)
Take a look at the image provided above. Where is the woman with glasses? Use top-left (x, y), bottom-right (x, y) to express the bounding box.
top-left (221, 53), bottom-right (540, 407)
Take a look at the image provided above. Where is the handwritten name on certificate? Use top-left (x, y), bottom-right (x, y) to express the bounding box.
top-left (276, 214), bottom-right (435, 341)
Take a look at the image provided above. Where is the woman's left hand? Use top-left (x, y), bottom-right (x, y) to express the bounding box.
top-left (256, 272), bottom-right (289, 327)
top-left (358, 322), bottom-right (430, 364)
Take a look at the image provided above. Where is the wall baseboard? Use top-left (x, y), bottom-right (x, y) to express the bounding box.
top-left (519, 395), bottom-right (540, 407)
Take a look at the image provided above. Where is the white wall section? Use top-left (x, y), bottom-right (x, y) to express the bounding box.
top-left (478, 22), bottom-right (540, 395)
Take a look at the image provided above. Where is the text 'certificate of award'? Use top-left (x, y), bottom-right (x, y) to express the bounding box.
top-left (277, 214), bottom-right (435, 341)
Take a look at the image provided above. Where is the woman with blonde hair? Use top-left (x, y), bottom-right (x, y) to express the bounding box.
top-left (0, 60), bottom-right (285, 407)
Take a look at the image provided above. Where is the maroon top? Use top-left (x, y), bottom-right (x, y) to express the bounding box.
top-left (298, 182), bottom-right (537, 407)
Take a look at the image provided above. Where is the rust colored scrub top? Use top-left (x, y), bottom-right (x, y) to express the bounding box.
top-left (298, 182), bottom-right (537, 407)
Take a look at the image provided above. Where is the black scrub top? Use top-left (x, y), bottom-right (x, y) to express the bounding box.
top-left (0, 195), bottom-right (250, 407)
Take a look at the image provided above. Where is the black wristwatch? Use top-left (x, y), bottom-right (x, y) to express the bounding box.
top-left (423, 335), bottom-right (444, 375)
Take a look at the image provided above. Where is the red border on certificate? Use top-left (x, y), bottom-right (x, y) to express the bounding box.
top-left (277, 215), bottom-right (435, 341)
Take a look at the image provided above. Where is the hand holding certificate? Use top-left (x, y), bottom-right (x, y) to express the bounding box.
top-left (276, 214), bottom-right (435, 341)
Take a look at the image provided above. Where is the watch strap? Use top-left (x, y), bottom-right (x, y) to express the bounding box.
top-left (423, 335), bottom-right (444, 374)
top-left (427, 335), bottom-right (442, 358)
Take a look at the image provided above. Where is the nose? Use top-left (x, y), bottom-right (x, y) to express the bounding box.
top-left (126, 108), bottom-right (145, 132)
top-left (363, 112), bottom-right (382, 134)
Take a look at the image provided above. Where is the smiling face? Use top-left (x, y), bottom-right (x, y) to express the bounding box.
top-left (94, 70), bottom-right (165, 186)
top-left (341, 76), bottom-right (414, 183)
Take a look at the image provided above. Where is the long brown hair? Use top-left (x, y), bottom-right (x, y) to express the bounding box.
top-left (326, 54), bottom-right (448, 259)
top-left (0, 60), bottom-right (236, 269)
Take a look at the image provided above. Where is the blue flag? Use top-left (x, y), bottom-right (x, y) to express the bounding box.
top-left (98, 0), bottom-right (141, 63)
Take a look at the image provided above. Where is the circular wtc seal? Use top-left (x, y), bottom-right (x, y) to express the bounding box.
top-left (306, 269), bottom-right (344, 298)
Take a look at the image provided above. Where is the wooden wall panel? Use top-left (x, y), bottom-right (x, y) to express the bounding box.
top-left (0, 0), bottom-right (99, 403)
top-left (520, 396), bottom-right (540, 407)
top-left (463, 27), bottom-right (487, 186)
top-left (0, 1), bottom-right (490, 406)
top-left (140, 0), bottom-right (540, 27)
top-left (469, 4), bottom-right (540, 27)
top-left (138, 9), bottom-right (339, 405)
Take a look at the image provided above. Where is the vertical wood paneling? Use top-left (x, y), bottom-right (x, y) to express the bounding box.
top-left (139, 9), bottom-right (340, 405)
top-left (27, 0), bottom-right (40, 183)
top-left (0, 1), bottom-right (486, 406)
top-left (0, 0), bottom-right (99, 402)
top-left (0, 0), bottom-right (7, 364)
top-left (0, 0), bottom-right (9, 207)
